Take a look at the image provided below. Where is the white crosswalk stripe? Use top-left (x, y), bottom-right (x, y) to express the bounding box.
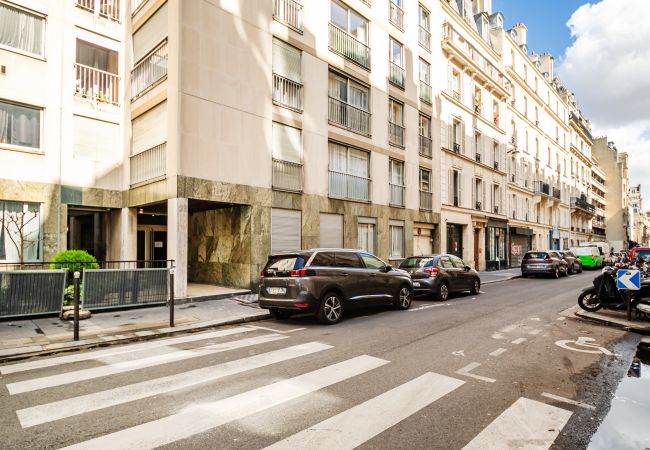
top-left (7, 333), bottom-right (288, 395)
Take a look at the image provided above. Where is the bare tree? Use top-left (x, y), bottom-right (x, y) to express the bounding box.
top-left (0, 205), bottom-right (41, 266)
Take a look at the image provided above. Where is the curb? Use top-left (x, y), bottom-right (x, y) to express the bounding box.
top-left (482, 275), bottom-right (521, 285)
top-left (0, 312), bottom-right (272, 364)
top-left (574, 310), bottom-right (650, 335)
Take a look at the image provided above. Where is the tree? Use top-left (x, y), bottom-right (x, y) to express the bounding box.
top-left (0, 204), bottom-right (41, 266)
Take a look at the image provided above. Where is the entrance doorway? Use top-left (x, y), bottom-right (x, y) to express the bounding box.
top-left (137, 226), bottom-right (167, 267)
top-left (446, 224), bottom-right (463, 258)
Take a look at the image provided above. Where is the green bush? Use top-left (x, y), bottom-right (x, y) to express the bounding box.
top-left (63, 283), bottom-right (83, 306)
top-left (50, 250), bottom-right (99, 276)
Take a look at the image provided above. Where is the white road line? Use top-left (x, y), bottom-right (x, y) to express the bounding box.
top-left (557, 317), bottom-right (566, 321)
top-left (17, 342), bottom-right (332, 428)
top-left (541, 392), bottom-right (596, 411)
top-left (462, 397), bottom-right (572, 450)
top-left (456, 362), bottom-right (496, 383)
top-left (0, 327), bottom-right (254, 375)
top-left (511, 337), bottom-right (527, 344)
top-left (285, 328), bottom-right (307, 333)
top-left (59, 355), bottom-right (389, 450)
top-left (491, 333), bottom-right (505, 339)
top-left (264, 372), bottom-right (465, 450)
top-left (407, 303), bottom-right (452, 312)
top-left (489, 348), bottom-right (507, 357)
top-left (245, 326), bottom-right (306, 334)
top-left (7, 334), bottom-right (288, 395)
top-left (528, 329), bottom-right (542, 335)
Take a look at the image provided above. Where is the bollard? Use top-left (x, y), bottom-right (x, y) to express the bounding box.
top-left (169, 268), bottom-right (175, 327)
top-left (73, 271), bottom-right (81, 341)
top-left (627, 290), bottom-right (632, 322)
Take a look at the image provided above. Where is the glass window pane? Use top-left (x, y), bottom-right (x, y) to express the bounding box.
top-left (335, 252), bottom-right (363, 268)
top-left (390, 225), bottom-right (404, 258)
top-left (361, 252), bottom-right (384, 269)
top-left (0, 101), bottom-right (41, 149)
top-left (389, 39), bottom-right (402, 65)
top-left (330, 1), bottom-right (347, 30)
top-left (0, 201), bottom-right (41, 261)
top-left (0, 3), bottom-right (44, 56)
top-left (349, 12), bottom-right (368, 43)
top-left (311, 251), bottom-right (336, 266)
top-left (348, 148), bottom-right (369, 177)
top-left (272, 122), bottom-right (302, 163)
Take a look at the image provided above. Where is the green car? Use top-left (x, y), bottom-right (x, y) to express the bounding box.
top-left (571, 247), bottom-right (603, 269)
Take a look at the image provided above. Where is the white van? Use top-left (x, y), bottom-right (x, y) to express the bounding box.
top-left (579, 242), bottom-right (610, 256)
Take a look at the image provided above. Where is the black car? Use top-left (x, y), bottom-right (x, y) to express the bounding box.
top-left (258, 249), bottom-right (413, 324)
top-left (557, 250), bottom-right (583, 275)
top-left (398, 254), bottom-right (481, 301)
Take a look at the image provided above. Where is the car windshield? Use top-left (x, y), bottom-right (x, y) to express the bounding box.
top-left (573, 248), bottom-right (594, 256)
top-left (399, 257), bottom-right (433, 269)
top-left (635, 250), bottom-right (650, 262)
top-left (524, 252), bottom-right (547, 260)
top-left (263, 255), bottom-right (305, 277)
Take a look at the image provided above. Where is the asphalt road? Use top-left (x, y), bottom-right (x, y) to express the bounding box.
top-left (0, 272), bottom-right (641, 449)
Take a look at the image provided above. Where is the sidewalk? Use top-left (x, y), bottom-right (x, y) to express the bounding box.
top-left (480, 268), bottom-right (521, 284)
top-left (0, 293), bottom-right (266, 361)
top-left (574, 308), bottom-right (650, 335)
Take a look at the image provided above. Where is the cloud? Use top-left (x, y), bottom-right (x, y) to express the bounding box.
top-left (557, 0), bottom-right (650, 203)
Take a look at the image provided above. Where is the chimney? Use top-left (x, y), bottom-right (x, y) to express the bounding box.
top-left (539, 52), bottom-right (554, 79)
top-left (512, 23), bottom-right (527, 47)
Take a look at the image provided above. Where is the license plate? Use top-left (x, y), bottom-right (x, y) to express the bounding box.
top-left (267, 287), bottom-right (286, 295)
top-left (531, 264), bottom-right (545, 269)
top-left (413, 282), bottom-right (420, 287)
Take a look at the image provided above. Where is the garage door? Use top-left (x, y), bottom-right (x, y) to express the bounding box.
top-left (414, 234), bottom-right (432, 255)
top-left (271, 209), bottom-right (301, 253)
top-left (320, 213), bottom-right (343, 248)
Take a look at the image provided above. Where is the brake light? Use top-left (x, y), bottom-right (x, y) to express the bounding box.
top-left (294, 303), bottom-right (309, 307)
top-left (544, 256), bottom-right (553, 262)
top-left (424, 267), bottom-right (439, 276)
top-left (290, 269), bottom-right (315, 277)
top-left (260, 270), bottom-right (265, 278)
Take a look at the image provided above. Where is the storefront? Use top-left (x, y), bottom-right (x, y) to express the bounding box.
top-left (446, 223), bottom-right (463, 258)
top-left (509, 226), bottom-right (533, 268)
top-left (485, 220), bottom-right (508, 271)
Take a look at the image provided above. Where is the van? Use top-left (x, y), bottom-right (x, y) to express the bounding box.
top-left (571, 246), bottom-right (603, 269)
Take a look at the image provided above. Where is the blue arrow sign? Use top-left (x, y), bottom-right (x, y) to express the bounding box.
top-left (617, 269), bottom-right (641, 290)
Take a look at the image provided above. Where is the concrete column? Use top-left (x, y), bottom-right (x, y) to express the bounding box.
top-left (168, 198), bottom-right (188, 299)
top-left (119, 207), bottom-right (137, 261)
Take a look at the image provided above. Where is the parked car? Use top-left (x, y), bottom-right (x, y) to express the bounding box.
top-left (258, 249), bottom-right (413, 324)
top-left (629, 247), bottom-right (650, 263)
top-left (521, 251), bottom-right (568, 278)
top-left (571, 246), bottom-right (603, 269)
top-left (398, 254), bottom-right (480, 301)
top-left (557, 250), bottom-right (583, 275)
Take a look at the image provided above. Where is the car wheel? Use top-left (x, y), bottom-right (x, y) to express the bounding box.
top-left (578, 265), bottom-right (583, 274)
top-left (568, 266), bottom-right (574, 276)
top-left (521, 272), bottom-right (528, 278)
top-left (553, 266), bottom-right (560, 279)
top-left (316, 292), bottom-right (344, 325)
top-left (437, 281), bottom-right (450, 301)
top-left (470, 278), bottom-right (481, 295)
top-left (269, 308), bottom-right (293, 320)
top-left (394, 285), bottom-right (412, 310)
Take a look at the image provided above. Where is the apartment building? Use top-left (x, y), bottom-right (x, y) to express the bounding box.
top-left (591, 158), bottom-right (607, 242)
top-left (629, 184), bottom-right (647, 245)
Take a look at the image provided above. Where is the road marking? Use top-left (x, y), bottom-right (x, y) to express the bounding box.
top-left (557, 317), bottom-right (566, 321)
top-left (491, 333), bottom-right (505, 339)
top-left (528, 329), bottom-right (542, 335)
top-left (500, 324), bottom-right (519, 333)
top-left (0, 326), bottom-right (255, 375)
top-left (489, 348), bottom-right (507, 357)
top-left (264, 372), bottom-right (465, 450)
top-left (462, 397), bottom-right (572, 450)
top-left (456, 362), bottom-right (496, 383)
top-left (245, 325), bottom-right (306, 334)
top-left (541, 393), bottom-right (596, 410)
top-left (554, 337), bottom-right (613, 356)
top-left (285, 328), bottom-right (307, 333)
top-left (16, 342), bottom-right (332, 428)
top-left (59, 355), bottom-right (389, 450)
top-left (407, 303), bottom-right (452, 312)
top-left (511, 338), bottom-right (527, 345)
top-left (452, 350), bottom-right (465, 357)
top-left (529, 317), bottom-right (541, 321)
top-left (7, 334), bottom-right (288, 395)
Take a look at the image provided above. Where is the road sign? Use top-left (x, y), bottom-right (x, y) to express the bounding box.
top-left (617, 269), bottom-right (641, 290)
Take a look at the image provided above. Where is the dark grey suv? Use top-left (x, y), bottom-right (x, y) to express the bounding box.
top-left (258, 249), bottom-right (413, 324)
top-left (521, 251), bottom-right (568, 278)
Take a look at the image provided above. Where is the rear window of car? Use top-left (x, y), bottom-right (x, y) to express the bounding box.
top-left (634, 250), bottom-right (650, 262)
top-left (263, 255), bottom-right (305, 277)
top-left (399, 257), bottom-right (433, 269)
top-left (524, 252), bottom-right (548, 260)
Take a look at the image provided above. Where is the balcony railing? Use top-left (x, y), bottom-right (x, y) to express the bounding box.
top-left (390, 183), bottom-right (405, 207)
top-left (453, 143), bottom-right (461, 153)
top-left (75, 63), bottom-right (119, 105)
top-left (419, 80), bottom-right (432, 104)
top-left (475, 153), bottom-right (481, 163)
top-left (420, 190), bottom-right (432, 210)
top-left (389, 1), bottom-right (404, 30)
top-left (389, 62), bottom-right (405, 88)
top-left (571, 197), bottom-right (596, 214)
top-left (475, 201), bottom-right (482, 211)
top-left (552, 187), bottom-right (561, 200)
top-left (272, 158), bottom-right (303, 192)
top-left (389, 121), bottom-right (404, 147)
top-left (533, 181), bottom-right (550, 196)
top-left (76, 0), bottom-right (120, 22)
top-left (131, 39), bottom-right (168, 99)
top-left (328, 97), bottom-right (371, 135)
top-left (329, 23), bottom-right (370, 69)
top-left (273, 73), bottom-right (302, 111)
top-left (329, 170), bottom-right (370, 201)
top-left (130, 143), bottom-right (165, 186)
top-left (419, 26), bottom-right (431, 51)
top-left (273, 0), bottom-right (303, 32)
top-left (419, 135), bottom-right (432, 158)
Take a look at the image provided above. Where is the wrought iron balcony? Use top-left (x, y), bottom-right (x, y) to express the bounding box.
top-left (328, 23), bottom-right (370, 69)
top-left (328, 97), bottom-right (371, 135)
top-left (571, 197), bottom-right (596, 214)
top-left (131, 39), bottom-right (168, 99)
top-left (453, 143), bottom-right (461, 153)
top-left (420, 80), bottom-right (432, 104)
top-left (389, 1), bottom-right (404, 30)
top-left (419, 26), bottom-right (431, 51)
top-left (533, 181), bottom-right (550, 196)
top-left (272, 158), bottom-right (303, 192)
top-left (329, 170), bottom-right (370, 201)
top-left (273, 0), bottom-right (303, 32)
top-left (389, 61), bottom-right (405, 88)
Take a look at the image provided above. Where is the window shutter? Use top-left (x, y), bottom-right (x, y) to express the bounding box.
top-left (272, 122), bottom-right (301, 163)
top-left (458, 172), bottom-right (463, 207)
top-left (447, 64), bottom-right (452, 95)
top-left (460, 122), bottom-right (466, 154)
top-left (448, 122), bottom-right (453, 149)
top-left (447, 169), bottom-right (452, 205)
top-left (73, 115), bottom-right (119, 162)
top-left (271, 209), bottom-right (301, 253)
top-left (320, 213), bottom-right (343, 248)
top-left (133, 2), bottom-right (168, 63)
top-left (272, 39), bottom-right (301, 83)
top-left (132, 101), bottom-right (167, 154)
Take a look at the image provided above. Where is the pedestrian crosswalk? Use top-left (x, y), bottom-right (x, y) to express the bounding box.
top-left (1, 326), bottom-right (575, 449)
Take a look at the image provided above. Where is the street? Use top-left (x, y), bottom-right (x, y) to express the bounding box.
top-left (0, 274), bottom-right (641, 449)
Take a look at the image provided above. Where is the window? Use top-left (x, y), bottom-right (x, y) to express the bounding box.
top-left (361, 252), bottom-right (385, 269)
top-left (450, 255), bottom-right (466, 269)
top-left (389, 222), bottom-right (404, 259)
top-left (473, 86), bottom-right (482, 114)
top-left (132, 2), bottom-right (167, 63)
top-left (449, 170), bottom-right (462, 207)
top-left (492, 184), bottom-right (500, 213)
top-left (492, 142), bottom-right (499, 170)
top-left (419, 59), bottom-right (432, 103)
top-left (74, 115), bottom-right (119, 162)
top-left (328, 142), bottom-right (370, 201)
top-left (493, 100), bottom-right (499, 126)
top-left (452, 119), bottom-right (463, 152)
top-left (388, 37), bottom-right (404, 88)
top-left (388, 99), bottom-right (404, 147)
top-left (0, 200), bottom-right (41, 261)
top-left (523, 96), bottom-right (528, 117)
top-left (389, 0), bottom-right (403, 29)
top-left (451, 69), bottom-right (461, 101)
top-left (75, 39), bottom-right (119, 104)
top-left (328, 71), bottom-right (370, 134)
top-left (473, 131), bottom-right (481, 160)
top-left (473, 178), bottom-right (484, 210)
top-left (0, 100), bottom-right (41, 150)
top-left (389, 159), bottom-right (405, 206)
top-left (0, 2), bottom-right (44, 57)
top-left (439, 256), bottom-right (454, 269)
top-left (335, 252), bottom-right (363, 268)
top-left (272, 38), bottom-right (302, 111)
top-left (271, 208), bottom-right (301, 253)
top-left (331, 0), bottom-right (368, 43)
top-left (320, 213), bottom-right (343, 248)
top-left (358, 219), bottom-right (376, 254)
top-left (419, 114), bottom-right (432, 157)
top-left (420, 168), bottom-right (432, 210)
top-left (418, 5), bottom-right (431, 50)
top-left (272, 122), bottom-right (301, 163)
top-left (311, 251), bottom-right (336, 267)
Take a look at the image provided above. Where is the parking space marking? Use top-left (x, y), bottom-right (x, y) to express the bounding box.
top-left (456, 362), bottom-right (496, 383)
top-left (246, 326), bottom-right (305, 334)
top-left (511, 338), bottom-right (527, 345)
top-left (489, 348), bottom-right (507, 357)
top-left (541, 392), bottom-right (596, 410)
top-left (528, 329), bottom-right (542, 335)
top-left (407, 303), bottom-right (452, 312)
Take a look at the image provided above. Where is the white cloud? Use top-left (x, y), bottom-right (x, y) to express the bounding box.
top-left (557, 0), bottom-right (650, 204)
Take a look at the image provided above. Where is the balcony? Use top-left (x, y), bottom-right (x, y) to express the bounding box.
top-left (475, 201), bottom-right (482, 211)
top-left (131, 39), bottom-right (168, 100)
top-left (388, 121), bottom-right (404, 147)
top-left (494, 205), bottom-right (500, 214)
top-left (419, 26), bottom-right (431, 51)
top-left (329, 171), bottom-right (370, 202)
top-left (76, 0), bottom-right (120, 22)
top-left (389, 62), bottom-right (405, 88)
top-left (390, 183), bottom-right (405, 207)
top-left (420, 190), bottom-right (432, 211)
top-left (420, 80), bottom-right (432, 104)
top-left (272, 158), bottom-right (303, 192)
top-left (328, 23), bottom-right (370, 70)
top-left (533, 181), bottom-right (550, 196)
top-left (273, 0), bottom-right (303, 32)
top-left (389, 1), bottom-right (404, 30)
top-left (552, 187), bottom-right (561, 201)
top-left (273, 73), bottom-right (302, 112)
top-left (130, 143), bottom-right (165, 186)
top-left (419, 135), bottom-right (432, 158)
top-left (571, 197), bottom-right (596, 215)
top-left (328, 97), bottom-right (371, 135)
top-left (452, 90), bottom-right (461, 101)
top-left (453, 143), bottom-right (461, 154)
top-left (75, 63), bottom-right (120, 105)
top-left (493, 161), bottom-right (499, 171)
top-left (475, 153), bottom-right (481, 163)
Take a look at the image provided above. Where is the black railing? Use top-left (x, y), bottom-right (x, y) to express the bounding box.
top-left (571, 197), bottom-right (596, 214)
top-left (0, 260), bottom-right (175, 272)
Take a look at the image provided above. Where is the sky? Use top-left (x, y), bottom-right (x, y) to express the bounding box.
top-left (493, 0), bottom-right (650, 208)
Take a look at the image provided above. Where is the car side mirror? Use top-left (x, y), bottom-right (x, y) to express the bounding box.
top-left (384, 265), bottom-right (393, 272)
top-left (464, 265), bottom-right (471, 271)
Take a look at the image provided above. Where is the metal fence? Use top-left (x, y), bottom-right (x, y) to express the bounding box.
top-left (82, 268), bottom-right (169, 311)
top-left (0, 270), bottom-right (66, 319)
top-left (0, 260), bottom-right (174, 272)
